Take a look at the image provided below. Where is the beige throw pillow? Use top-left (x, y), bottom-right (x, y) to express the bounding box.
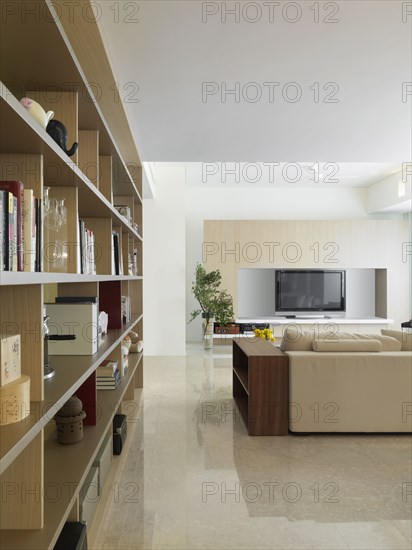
top-left (312, 339), bottom-right (382, 352)
top-left (315, 331), bottom-right (402, 351)
top-left (280, 327), bottom-right (313, 351)
top-left (381, 329), bottom-right (412, 352)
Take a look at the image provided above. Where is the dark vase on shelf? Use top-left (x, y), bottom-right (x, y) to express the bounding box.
top-left (46, 119), bottom-right (78, 157)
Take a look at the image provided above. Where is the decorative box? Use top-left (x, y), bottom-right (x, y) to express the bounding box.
top-left (45, 303), bottom-right (99, 355)
top-left (0, 334), bottom-right (21, 386)
top-left (0, 375), bottom-right (30, 426)
top-left (214, 323), bottom-right (240, 334)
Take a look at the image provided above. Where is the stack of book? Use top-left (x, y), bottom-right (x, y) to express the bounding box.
top-left (0, 180), bottom-right (42, 272)
top-left (96, 360), bottom-right (120, 390)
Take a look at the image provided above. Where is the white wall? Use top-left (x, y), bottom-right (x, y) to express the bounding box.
top-left (143, 164), bottom-right (186, 355)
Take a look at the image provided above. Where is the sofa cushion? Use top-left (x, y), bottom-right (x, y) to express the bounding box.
top-left (312, 339), bottom-right (382, 352)
top-left (316, 331), bottom-right (402, 351)
top-left (381, 329), bottom-right (412, 351)
top-left (280, 327), bottom-right (313, 351)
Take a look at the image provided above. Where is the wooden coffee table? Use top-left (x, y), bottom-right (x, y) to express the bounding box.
top-left (232, 339), bottom-right (289, 435)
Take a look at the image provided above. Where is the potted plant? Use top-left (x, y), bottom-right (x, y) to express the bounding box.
top-left (189, 263), bottom-right (235, 349)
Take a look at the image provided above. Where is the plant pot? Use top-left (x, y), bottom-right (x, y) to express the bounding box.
top-left (202, 316), bottom-right (215, 350)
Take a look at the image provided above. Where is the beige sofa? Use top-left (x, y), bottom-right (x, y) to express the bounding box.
top-left (280, 328), bottom-right (412, 433)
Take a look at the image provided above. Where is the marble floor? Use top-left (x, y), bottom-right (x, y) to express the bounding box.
top-left (94, 344), bottom-right (412, 550)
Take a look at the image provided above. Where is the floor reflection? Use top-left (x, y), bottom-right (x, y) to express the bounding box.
top-left (94, 344), bottom-right (412, 550)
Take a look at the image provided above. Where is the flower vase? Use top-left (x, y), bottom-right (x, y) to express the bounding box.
top-left (202, 316), bottom-right (215, 350)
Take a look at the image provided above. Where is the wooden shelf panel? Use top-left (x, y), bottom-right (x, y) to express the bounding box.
top-left (0, 320), bottom-right (140, 475)
top-left (0, 272), bottom-right (143, 287)
top-left (0, 353), bottom-right (142, 550)
top-left (232, 340), bottom-right (289, 436)
top-left (233, 392), bottom-right (249, 428)
top-left (0, 84), bottom-right (141, 238)
top-left (233, 366), bottom-right (249, 395)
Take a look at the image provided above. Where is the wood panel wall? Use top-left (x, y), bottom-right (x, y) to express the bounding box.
top-left (203, 219), bottom-right (410, 326)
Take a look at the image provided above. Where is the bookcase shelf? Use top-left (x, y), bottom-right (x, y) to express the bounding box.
top-left (1, 353), bottom-right (142, 550)
top-left (0, 0), bottom-right (144, 542)
top-left (1, 323), bottom-right (142, 474)
top-left (0, 83), bottom-right (141, 239)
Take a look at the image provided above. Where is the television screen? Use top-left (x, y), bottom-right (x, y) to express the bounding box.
top-left (275, 270), bottom-right (346, 312)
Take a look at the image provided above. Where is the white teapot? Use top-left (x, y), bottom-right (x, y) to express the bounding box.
top-left (20, 97), bottom-right (54, 129)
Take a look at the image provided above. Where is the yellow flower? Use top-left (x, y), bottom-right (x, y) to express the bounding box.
top-left (254, 328), bottom-right (275, 342)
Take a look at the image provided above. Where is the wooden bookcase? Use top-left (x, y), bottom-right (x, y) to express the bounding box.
top-left (233, 340), bottom-right (289, 436)
top-left (0, 1), bottom-right (143, 547)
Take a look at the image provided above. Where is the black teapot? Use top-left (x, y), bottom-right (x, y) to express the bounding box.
top-left (46, 119), bottom-right (78, 157)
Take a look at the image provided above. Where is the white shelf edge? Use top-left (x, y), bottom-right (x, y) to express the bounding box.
top-left (0, 272), bottom-right (142, 287)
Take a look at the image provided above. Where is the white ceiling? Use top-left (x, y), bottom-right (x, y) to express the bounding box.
top-left (97, 0), bottom-right (411, 164)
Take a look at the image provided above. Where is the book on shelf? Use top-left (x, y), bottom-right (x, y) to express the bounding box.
top-left (97, 368), bottom-right (120, 380)
top-left (97, 359), bottom-right (118, 376)
top-left (79, 220), bottom-right (97, 275)
top-left (97, 384), bottom-right (120, 391)
top-left (0, 184), bottom-right (42, 273)
top-left (112, 230), bottom-right (120, 275)
top-left (0, 181), bottom-right (24, 271)
top-left (11, 196), bottom-right (18, 271)
top-left (0, 190), bottom-right (6, 271)
top-left (78, 219), bottom-right (85, 274)
top-left (35, 197), bottom-right (42, 272)
top-left (1, 191), bottom-right (13, 271)
top-left (23, 188), bottom-right (36, 272)
top-left (88, 229), bottom-right (96, 275)
top-left (97, 368), bottom-right (121, 389)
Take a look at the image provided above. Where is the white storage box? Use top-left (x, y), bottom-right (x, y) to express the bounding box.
top-left (79, 466), bottom-right (99, 526)
top-left (92, 434), bottom-right (112, 495)
top-left (46, 303), bottom-right (98, 355)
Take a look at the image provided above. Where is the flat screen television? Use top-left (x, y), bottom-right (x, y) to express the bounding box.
top-left (275, 270), bottom-right (346, 312)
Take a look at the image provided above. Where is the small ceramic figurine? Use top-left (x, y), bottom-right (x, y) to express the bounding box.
top-left (128, 331), bottom-right (143, 353)
top-left (54, 395), bottom-right (86, 444)
top-left (46, 119), bottom-right (78, 157)
top-left (20, 97), bottom-right (54, 129)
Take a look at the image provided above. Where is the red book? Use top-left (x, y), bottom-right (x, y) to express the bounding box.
top-left (75, 370), bottom-right (97, 426)
top-left (99, 280), bottom-right (122, 329)
top-left (0, 181), bottom-right (24, 271)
